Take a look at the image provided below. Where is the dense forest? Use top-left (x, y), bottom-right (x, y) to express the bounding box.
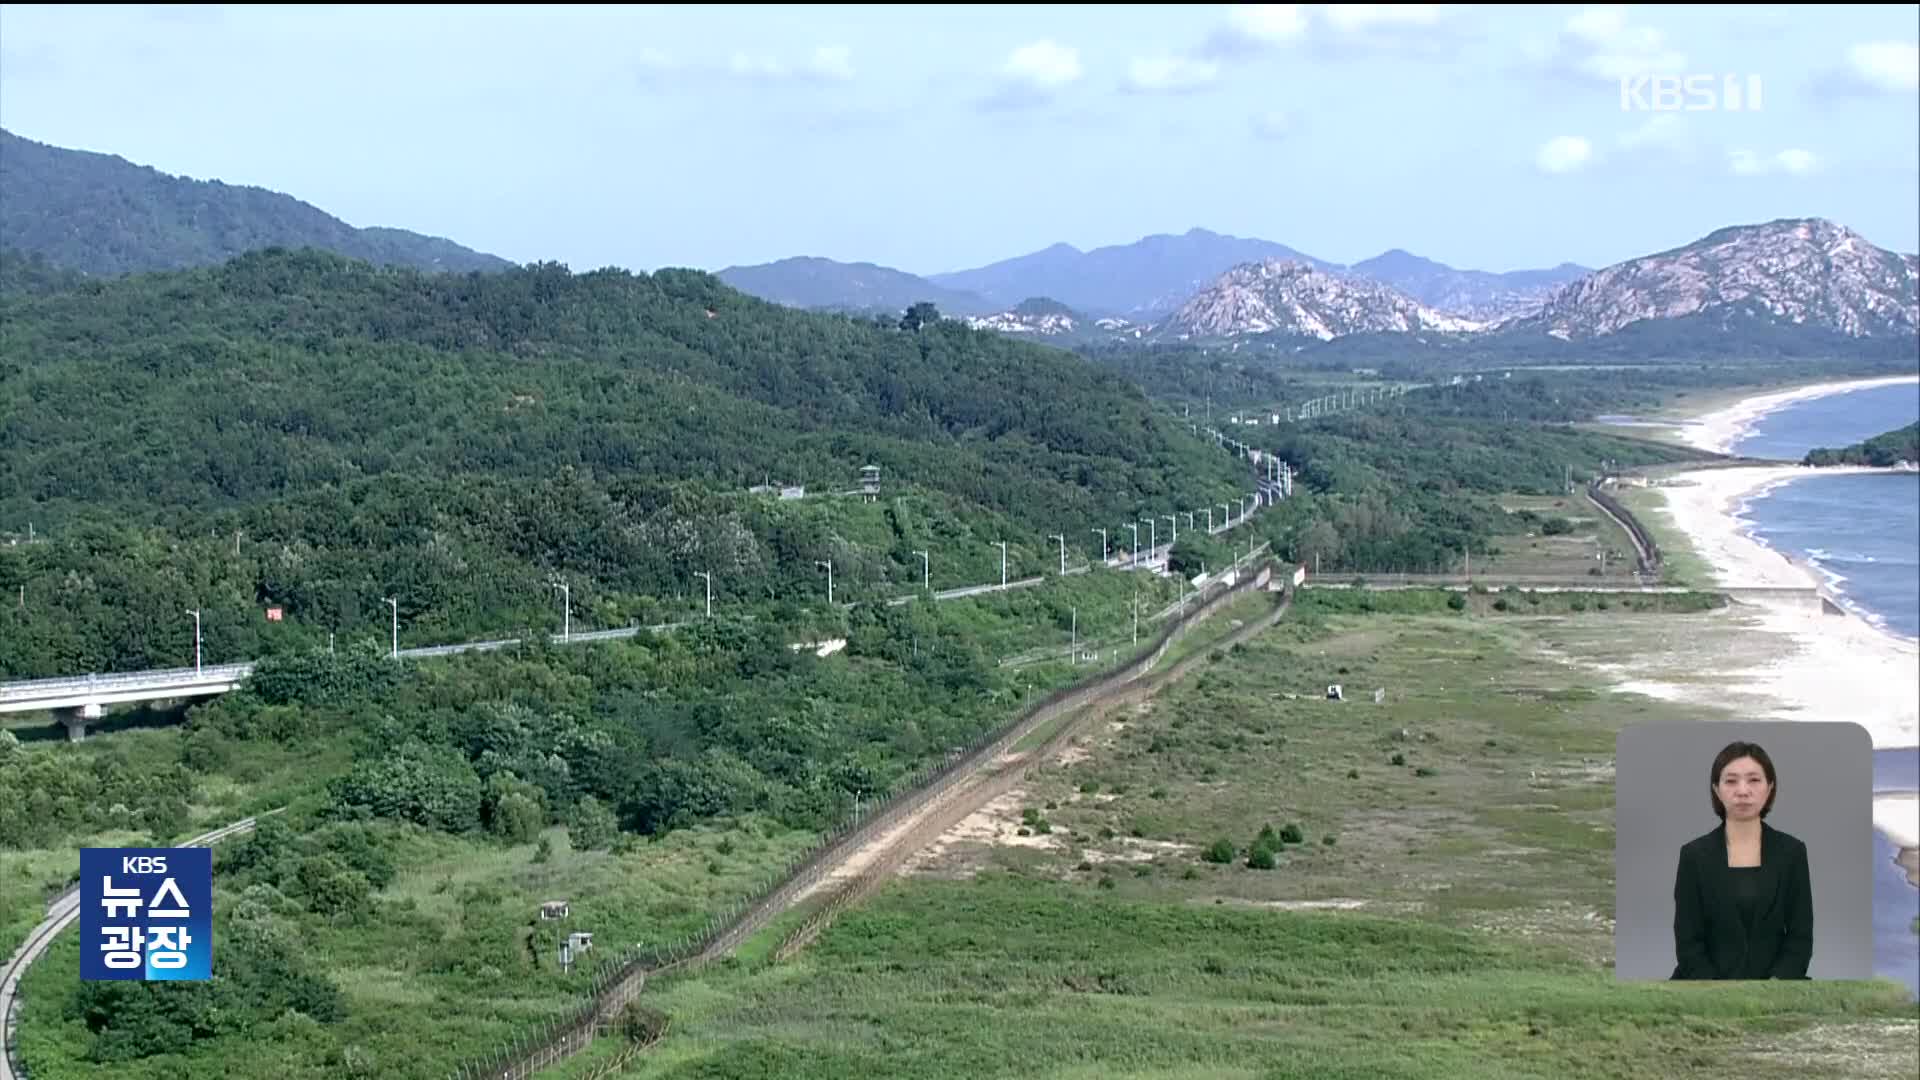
top-left (1803, 422), bottom-right (1919, 467)
top-left (0, 248), bottom-right (1252, 676)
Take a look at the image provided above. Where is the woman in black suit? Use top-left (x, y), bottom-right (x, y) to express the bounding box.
top-left (1671, 740), bottom-right (1814, 980)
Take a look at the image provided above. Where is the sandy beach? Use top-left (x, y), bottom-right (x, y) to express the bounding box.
top-left (1680, 374), bottom-right (1920, 456)
top-left (1638, 461), bottom-right (1919, 750)
top-left (1632, 376), bottom-right (1920, 919)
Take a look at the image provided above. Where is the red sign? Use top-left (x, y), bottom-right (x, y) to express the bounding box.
top-left (265, 606), bottom-right (284, 622)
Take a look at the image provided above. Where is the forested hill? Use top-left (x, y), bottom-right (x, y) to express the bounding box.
top-left (1803, 422), bottom-right (1920, 467)
top-left (0, 128), bottom-right (514, 276)
top-left (0, 249), bottom-right (1248, 674)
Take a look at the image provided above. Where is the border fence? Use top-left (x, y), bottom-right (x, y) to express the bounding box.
top-left (449, 544), bottom-right (1277, 1080)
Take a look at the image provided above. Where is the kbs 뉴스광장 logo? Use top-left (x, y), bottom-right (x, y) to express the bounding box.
top-left (79, 847), bottom-right (212, 981)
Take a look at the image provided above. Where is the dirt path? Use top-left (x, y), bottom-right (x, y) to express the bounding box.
top-left (770, 589), bottom-right (1293, 961)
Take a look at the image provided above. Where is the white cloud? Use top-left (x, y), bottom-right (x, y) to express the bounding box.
top-left (724, 45), bottom-right (856, 84)
top-left (980, 39), bottom-right (1083, 111)
top-left (639, 45), bottom-right (853, 89)
top-left (1846, 40), bottom-right (1919, 92)
top-left (1003, 40), bottom-right (1083, 90)
top-left (1226, 5), bottom-right (1310, 46)
top-left (808, 45), bottom-right (855, 82)
top-left (1205, 4), bottom-right (1459, 59)
top-left (1251, 110), bottom-right (1294, 140)
top-left (1537, 135), bottom-right (1595, 174)
top-left (1125, 54), bottom-right (1221, 93)
top-left (1320, 5), bottom-right (1444, 34)
top-left (1729, 148), bottom-right (1820, 176)
top-left (1543, 5), bottom-right (1686, 85)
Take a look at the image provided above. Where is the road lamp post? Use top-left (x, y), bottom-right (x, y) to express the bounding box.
top-left (1127, 524), bottom-right (1140, 567)
top-left (914, 550), bottom-right (929, 590)
top-left (1091, 529), bottom-right (1107, 563)
top-left (382, 597), bottom-right (397, 658)
top-left (694, 571), bottom-right (712, 618)
top-left (1142, 519), bottom-right (1156, 562)
top-left (552, 581), bottom-right (570, 642)
top-left (1049, 534), bottom-right (1065, 575)
top-left (185, 608), bottom-right (202, 674)
top-left (994, 542), bottom-right (1008, 587)
top-left (817, 560), bottom-right (833, 606)
top-left (1219, 503), bottom-right (1231, 529)
top-left (1166, 515), bottom-right (1178, 545)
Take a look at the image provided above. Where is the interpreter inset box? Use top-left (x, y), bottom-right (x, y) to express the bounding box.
top-left (1614, 721), bottom-right (1873, 981)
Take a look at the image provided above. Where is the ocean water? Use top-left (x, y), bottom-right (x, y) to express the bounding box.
top-left (1731, 381), bottom-right (1920, 644)
top-left (1729, 379), bottom-right (1919, 998)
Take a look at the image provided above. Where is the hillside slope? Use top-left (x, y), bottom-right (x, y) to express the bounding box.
top-left (0, 128), bottom-right (514, 276)
top-left (0, 249), bottom-right (1248, 673)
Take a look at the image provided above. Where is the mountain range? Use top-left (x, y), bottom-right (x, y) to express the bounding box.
top-left (720, 227), bottom-right (1587, 326)
top-left (0, 128), bottom-right (513, 277)
top-left (3, 129), bottom-right (1912, 352)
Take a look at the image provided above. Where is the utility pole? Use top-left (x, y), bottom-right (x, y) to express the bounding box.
top-left (1091, 529), bottom-right (1107, 563)
top-left (1132, 584), bottom-right (1138, 645)
top-left (994, 542), bottom-right (1008, 587)
top-left (914, 550), bottom-right (929, 590)
top-left (694, 571), bottom-right (712, 618)
top-left (186, 608), bottom-right (202, 674)
top-left (816, 560), bottom-right (833, 606)
top-left (1070, 607), bottom-right (1077, 664)
top-left (383, 596), bottom-right (398, 657)
top-left (1049, 534), bottom-right (1065, 575)
top-left (552, 581), bottom-right (570, 642)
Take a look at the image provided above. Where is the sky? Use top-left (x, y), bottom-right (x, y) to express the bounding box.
top-left (1, 4), bottom-right (1916, 276)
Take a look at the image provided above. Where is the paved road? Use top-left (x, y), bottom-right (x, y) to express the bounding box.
top-left (1, 810), bottom-right (282, 1080)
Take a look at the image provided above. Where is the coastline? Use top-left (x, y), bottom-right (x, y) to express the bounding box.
top-left (1679, 374), bottom-right (1920, 456)
top-left (1633, 376), bottom-right (1920, 922)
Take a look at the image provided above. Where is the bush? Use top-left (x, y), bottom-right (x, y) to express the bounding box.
top-left (567, 796), bottom-right (619, 852)
top-left (1446, 593), bottom-right (1466, 611)
top-left (1322, 834), bottom-right (1337, 846)
top-left (1390, 752), bottom-right (1406, 766)
top-left (1541, 517), bottom-right (1574, 536)
top-left (1587, 566), bottom-right (1603, 576)
top-left (1204, 838), bottom-right (1235, 864)
top-left (1414, 766), bottom-right (1436, 778)
top-left (1247, 845), bottom-right (1276, 870)
top-left (1257, 824), bottom-right (1279, 849)
top-left (1492, 599), bottom-right (1509, 612)
top-left (1346, 768), bottom-right (1359, 779)
top-left (1280, 823), bottom-right (1304, 844)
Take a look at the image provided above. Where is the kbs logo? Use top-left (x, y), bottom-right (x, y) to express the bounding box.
top-left (80, 847), bottom-right (212, 981)
top-left (1620, 74), bottom-right (1763, 112)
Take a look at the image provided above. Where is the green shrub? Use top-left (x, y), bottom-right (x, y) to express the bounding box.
top-left (1414, 766), bottom-right (1436, 778)
top-left (1204, 838), bottom-right (1235, 864)
top-left (1322, 834), bottom-right (1337, 846)
top-left (1492, 599), bottom-right (1509, 612)
top-left (1280, 823), bottom-right (1304, 845)
top-left (1247, 845), bottom-right (1276, 870)
top-left (1390, 752), bottom-right (1406, 766)
top-left (1346, 768), bottom-right (1359, 779)
top-left (1446, 593), bottom-right (1466, 611)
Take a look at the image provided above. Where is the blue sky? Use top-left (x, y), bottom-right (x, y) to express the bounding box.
top-left (1, 4), bottom-right (1916, 275)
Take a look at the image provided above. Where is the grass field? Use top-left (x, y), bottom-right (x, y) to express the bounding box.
top-left (1608, 485), bottom-right (1717, 587)
top-left (599, 600), bottom-right (1919, 1079)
